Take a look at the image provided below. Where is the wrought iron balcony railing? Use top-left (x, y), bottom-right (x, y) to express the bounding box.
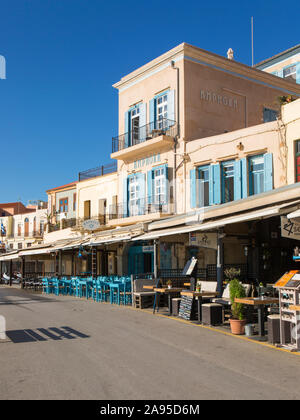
top-left (109, 196), bottom-right (173, 220)
top-left (112, 119), bottom-right (178, 153)
top-left (79, 162), bottom-right (117, 182)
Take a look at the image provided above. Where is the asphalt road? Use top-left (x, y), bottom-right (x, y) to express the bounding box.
top-left (1, 286), bottom-right (300, 400)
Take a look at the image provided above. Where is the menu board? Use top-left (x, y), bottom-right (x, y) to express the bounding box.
top-left (179, 295), bottom-right (197, 321)
top-left (275, 270), bottom-right (299, 288)
top-left (182, 258), bottom-right (198, 276)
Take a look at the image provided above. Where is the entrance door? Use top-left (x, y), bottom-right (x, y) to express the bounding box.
top-left (129, 175), bottom-right (140, 217)
top-left (130, 108), bottom-right (140, 146)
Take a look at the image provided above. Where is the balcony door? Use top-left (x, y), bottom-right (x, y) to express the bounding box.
top-left (24, 218), bottom-right (29, 237)
top-left (129, 175), bottom-right (140, 217)
top-left (130, 107), bottom-right (140, 146)
top-left (153, 167), bottom-right (166, 206)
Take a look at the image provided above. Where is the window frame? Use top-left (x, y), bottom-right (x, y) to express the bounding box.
top-left (59, 197), bottom-right (68, 213)
top-left (221, 160), bottom-right (235, 204)
top-left (249, 154), bottom-right (265, 196)
top-left (196, 165), bottom-right (210, 208)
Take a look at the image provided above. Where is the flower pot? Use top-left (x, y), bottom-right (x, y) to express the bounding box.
top-left (229, 319), bottom-right (246, 335)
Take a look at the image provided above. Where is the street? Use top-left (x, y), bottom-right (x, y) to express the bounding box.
top-left (0, 286), bottom-right (300, 400)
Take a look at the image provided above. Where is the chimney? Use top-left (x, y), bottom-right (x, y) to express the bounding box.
top-left (227, 48), bottom-right (234, 60)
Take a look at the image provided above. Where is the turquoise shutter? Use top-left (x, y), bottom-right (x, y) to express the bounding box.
top-left (149, 98), bottom-right (155, 130)
top-left (211, 164), bottom-right (221, 205)
top-left (139, 103), bottom-right (146, 142)
top-left (168, 90), bottom-right (175, 123)
top-left (209, 166), bottom-right (214, 206)
top-left (234, 160), bottom-right (242, 201)
top-left (264, 153), bottom-right (273, 192)
top-left (163, 164), bottom-right (169, 204)
top-left (190, 169), bottom-right (197, 208)
top-left (123, 178), bottom-right (128, 217)
top-left (147, 170), bottom-right (153, 204)
top-left (138, 173), bottom-right (146, 215)
top-left (297, 63), bottom-right (300, 84)
top-left (241, 158), bottom-right (248, 199)
top-left (124, 111), bottom-right (130, 148)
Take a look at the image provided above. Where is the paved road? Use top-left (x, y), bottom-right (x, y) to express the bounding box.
top-left (0, 286), bottom-right (300, 400)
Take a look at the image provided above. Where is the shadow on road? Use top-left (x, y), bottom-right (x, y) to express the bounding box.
top-left (6, 326), bottom-right (90, 343)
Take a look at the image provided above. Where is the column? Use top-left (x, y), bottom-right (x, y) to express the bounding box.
top-left (216, 229), bottom-right (224, 297)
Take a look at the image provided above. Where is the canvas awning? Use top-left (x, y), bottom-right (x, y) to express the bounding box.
top-left (287, 209), bottom-right (300, 219)
top-left (133, 201), bottom-right (300, 241)
top-left (89, 235), bottom-right (132, 246)
top-left (0, 252), bottom-right (20, 261)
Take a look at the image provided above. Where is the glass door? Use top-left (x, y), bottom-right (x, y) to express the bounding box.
top-left (129, 175), bottom-right (140, 216)
top-left (156, 94), bottom-right (168, 130)
top-left (153, 167), bottom-right (165, 208)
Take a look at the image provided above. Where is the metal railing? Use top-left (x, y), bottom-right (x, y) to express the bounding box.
top-left (109, 196), bottom-right (173, 220)
top-left (79, 162), bottom-right (117, 182)
top-left (112, 119), bottom-right (178, 153)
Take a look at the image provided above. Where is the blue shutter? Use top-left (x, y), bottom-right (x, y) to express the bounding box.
top-left (123, 178), bottom-right (128, 217)
top-left (209, 166), bottom-right (214, 206)
top-left (297, 63), bottom-right (300, 84)
top-left (164, 164), bottom-right (169, 204)
top-left (234, 160), bottom-right (242, 201)
top-left (168, 90), bottom-right (175, 123)
top-left (264, 153), bottom-right (273, 192)
top-left (213, 164), bottom-right (221, 205)
top-left (147, 170), bottom-right (153, 204)
top-left (149, 98), bottom-right (155, 130)
top-left (139, 103), bottom-right (146, 142)
top-left (241, 158), bottom-right (248, 199)
top-left (124, 111), bottom-right (130, 148)
top-left (138, 173), bottom-right (146, 215)
top-left (190, 169), bottom-right (197, 209)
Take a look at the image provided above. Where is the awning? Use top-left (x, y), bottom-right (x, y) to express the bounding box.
top-left (0, 252), bottom-right (20, 261)
top-left (287, 209), bottom-right (300, 219)
top-left (18, 247), bottom-right (53, 256)
top-left (133, 201), bottom-right (300, 241)
top-left (89, 235), bottom-right (132, 246)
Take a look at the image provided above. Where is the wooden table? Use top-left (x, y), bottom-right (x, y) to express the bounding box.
top-left (181, 291), bottom-right (218, 323)
top-left (153, 288), bottom-right (184, 315)
top-left (234, 297), bottom-right (279, 337)
top-left (143, 285), bottom-right (155, 290)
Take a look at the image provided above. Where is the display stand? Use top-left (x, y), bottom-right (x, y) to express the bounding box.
top-left (182, 257), bottom-right (198, 291)
top-left (274, 270), bottom-right (300, 351)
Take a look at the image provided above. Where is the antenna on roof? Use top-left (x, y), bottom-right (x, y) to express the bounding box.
top-left (251, 16), bottom-right (254, 67)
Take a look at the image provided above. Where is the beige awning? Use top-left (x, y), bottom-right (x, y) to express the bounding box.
top-left (89, 235), bottom-right (132, 246)
top-left (133, 201), bottom-right (300, 241)
top-left (287, 209), bottom-right (300, 219)
top-left (18, 247), bottom-right (53, 256)
top-left (0, 252), bottom-right (20, 261)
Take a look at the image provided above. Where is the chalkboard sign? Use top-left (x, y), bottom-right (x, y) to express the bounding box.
top-left (178, 294), bottom-right (197, 321)
top-left (182, 257), bottom-right (198, 276)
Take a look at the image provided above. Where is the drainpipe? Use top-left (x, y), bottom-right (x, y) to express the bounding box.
top-left (171, 60), bottom-right (180, 214)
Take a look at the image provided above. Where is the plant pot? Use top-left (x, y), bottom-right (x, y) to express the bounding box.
top-left (229, 319), bottom-right (246, 335)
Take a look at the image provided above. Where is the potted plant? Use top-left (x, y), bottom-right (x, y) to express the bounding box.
top-left (229, 278), bottom-right (246, 335)
top-left (166, 279), bottom-right (172, 289)
top-left (196, 281), bottom-right (202, 293)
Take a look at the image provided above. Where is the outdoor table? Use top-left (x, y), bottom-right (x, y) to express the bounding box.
top-left (234, 297), bottom-right (279, 338)
top-left (153, 288), bottom-right (183, 315)
top-left (181, 291), bottom-right (218, 324)
top-left (77, 279), bottom-right (93, 298)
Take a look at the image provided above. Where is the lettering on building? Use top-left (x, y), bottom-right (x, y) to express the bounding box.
top-left (200, 90), bottom-right (238, 110)
top-left (133, 153), bottom-right (161, 169)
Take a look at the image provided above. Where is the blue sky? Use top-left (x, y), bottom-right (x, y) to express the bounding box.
top-left (0, 0), bottom-right (299, 203)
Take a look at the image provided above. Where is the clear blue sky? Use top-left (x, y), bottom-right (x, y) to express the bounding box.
top-left (0, 0), bottom-right (299, 204)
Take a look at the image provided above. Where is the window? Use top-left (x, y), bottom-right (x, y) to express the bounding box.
top-left (40, 221), bottom-right (45, 235)
top-left (263, 108), bottom-right (278, 123)
top-left (283, 65), bottom-right (296, 82)
top-left (18, 224), bottom-right (21, 236)
top-left (73, 193), bottom-right (76, 211)
top-left (84, 200), bottom-right (91, 220)
top-left (222, 161), bottom-right (235, 203)
top-left (295, 140), bottom-right (300, 182)
top-left (249, 155), bottom-right (264, 195)
top-left (197, 166), bottom-right (210, 207)
top-left (130, 106), bottom-right (140, 146)
top-left (18, 243), bottom-right (22, 250)
top-left (153, 167), bottom-right (166, 204)
top-left (129, 175), bottom-right (140, 216)
top-left (59, 198), bottom-right (68, 213)
top-left (156, 94), bottom-right (168, 129)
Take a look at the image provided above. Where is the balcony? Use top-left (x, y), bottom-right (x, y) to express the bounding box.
top-left (109, 196), bottom-right (173, 224)
top-left (111, 119), bottom-right (178, 161)
top-left (79, 162), bottom-right (117, 182)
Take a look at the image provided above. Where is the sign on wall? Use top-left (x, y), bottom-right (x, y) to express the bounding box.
top-left (189, 232), bottom-right (218, 250)
top-left (82, 219), bottom-right (101, 231)
top-left (281, 216), bottom-right (300, 240)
